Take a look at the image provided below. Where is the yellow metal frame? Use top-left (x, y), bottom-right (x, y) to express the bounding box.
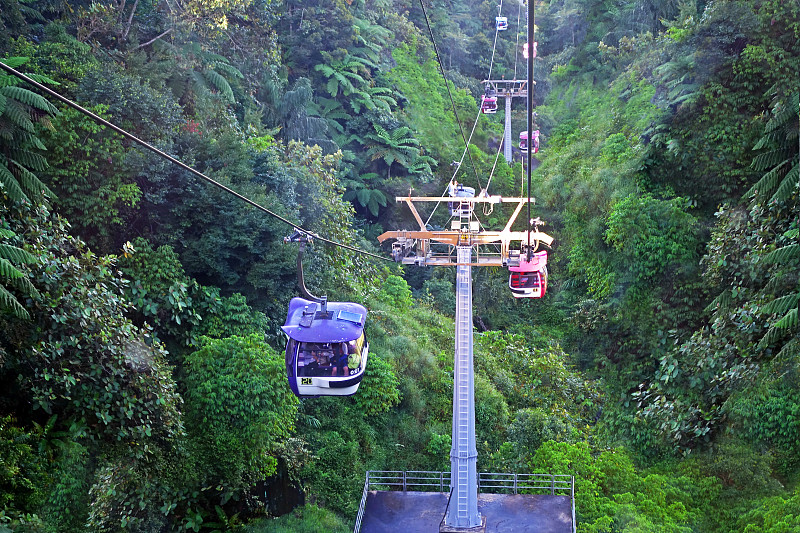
top-left (377, 196), bottom-right (553, 267)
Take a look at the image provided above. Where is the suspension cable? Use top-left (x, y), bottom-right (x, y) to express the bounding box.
top-left (0, 61), bottom-right (392, 263)
top-left (417, 0), bottom-right (482, 192)
top-left (513, 1), bottom-right (522, 81)
top-left (487, 0), bottom-right (503, 81)
top-left (526, 0), bottom-right (535, 258)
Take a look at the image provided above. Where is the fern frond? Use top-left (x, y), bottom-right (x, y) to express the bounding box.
top-left (0, 257), bottom-right (24, 279)
top-left (705, 289), bottom-right (731, 314)
top-left (2, 99), bottom-right (35, 132)
top-left (761, 293), bottom-right (800, 316)
top-left (0, 244), bottom-right (35, 265)
top-left (25, 73), bottom-right (58, 86)
top-left (752, 129), bottom-right (783, 150)
top-left (190, 71), bottom-right (210, 97)
top-left (1, 86), bottom-right (58, 114)
top-left (203, 69), bottom-right (234, 102)
top-left (4, 271), bottom-right (38, 296)
top-left (0, 284), bottom-right (30, 319)
top-left (763, 243), bottom-right (800, 265)
top-left (10, 161), bottom-right (52, 198)
top-left (18, 4), bottom-right (45, 21)
top-left (745, 161), bottom-right (787, 199)
top-left (212, 62), bottom-right (243, 79)
top-left (0, 57), bottom-right (30, 69)
top-left (8, 147), bottom-right (48, 172)
top-left (771, 162), bottom-right (798, 203)
top-left (0, 229), bottom-right (15, 238)
top-left (775, 336), bottom-right (799, 361)
top-left (751, 149), bottom-right (791, 172)
top-left (774, 307), bottom-right (798, 331)
top-left (0, 163), bottom-right (27, 202)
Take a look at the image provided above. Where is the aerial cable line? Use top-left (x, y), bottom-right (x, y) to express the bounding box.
top-left (423, 0), bottom-right (509, 225)
top-left (0, 61), bottom-right (391, 263)
top-left (417, 0), bottom-right (482, 192)
top-left (526, 0), bottom-right (535, 258)
top-left (487, 0), bottom-right (503, 80)
top-left (513, 1), bottom-right (522, 80)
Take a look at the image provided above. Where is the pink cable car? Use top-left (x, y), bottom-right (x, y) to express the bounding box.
top-left (508, 250), bottom-right (548, 298)
top-left (522, 41), bottom-right (537, 59)
top-left (519, 130), bottom-right (539, 153)
top-left (481, 95), bottom-right (498, 114)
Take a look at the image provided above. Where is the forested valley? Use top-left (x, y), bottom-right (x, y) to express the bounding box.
top-left (1, 0), bottom-right (798, 531)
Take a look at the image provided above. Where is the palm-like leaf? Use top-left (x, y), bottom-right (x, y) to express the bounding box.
top-left (0, 58), bottom-right (55, 203)
top-left (746, 91), bottom-right (799, 202)
top-left (0, 231), bottom-right (39, 319)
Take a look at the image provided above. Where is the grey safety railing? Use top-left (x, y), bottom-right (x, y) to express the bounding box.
top-left (354, 471), bottom-right (577, 533)
top-left (477, 472), bottom-right (573, 495)
top-left (353, 471), bottom-right (371, 533)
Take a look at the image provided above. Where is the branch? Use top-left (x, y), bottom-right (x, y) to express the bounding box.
top-left (135, 28), bottom-right (172, 49)
top-left (122, 0), bottom-right (140, 40)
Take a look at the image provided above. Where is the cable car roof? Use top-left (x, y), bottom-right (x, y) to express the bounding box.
top-left (282, 297), bottom-right (367, 343)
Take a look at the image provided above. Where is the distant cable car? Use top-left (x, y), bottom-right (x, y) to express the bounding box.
top-left (509, 250), bottom-right (548, 298)
top-left (448, 181), bottom-right (475, 217)
top-left (283, 230), bottom-right (369, 398)
top-left (481, 95), bottom-right (498, 114)
top-left (496, 16), bottom-right (508, 31)
top-left (519, 130), bottom-right (539, 153)
top-left (522, 41), bottom-right (537, 59)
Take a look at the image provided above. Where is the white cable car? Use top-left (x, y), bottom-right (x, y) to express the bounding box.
top-left (522, 41), bottom-right (537, 59)
top-left (496, 17), bottom-right (508, 31)
top-left (447, 181), bottom-right (475, 217)
top-left (509, 250), bottom-right (548, 298)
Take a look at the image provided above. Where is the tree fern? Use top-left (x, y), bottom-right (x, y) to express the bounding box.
top-left (0, 57), bottom-right (56, 203)
top-left (748, 91), bottom-right (799, 352)
top-left (747, 91), bottom-right (799, 202)
top-left (0, 230), bottom-right (38, 319)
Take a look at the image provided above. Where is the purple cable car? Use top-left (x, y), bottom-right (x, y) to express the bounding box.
top-left (509, 250), bottom-right (548, 298)
top-left (283, 297), bottom-right (369, 397)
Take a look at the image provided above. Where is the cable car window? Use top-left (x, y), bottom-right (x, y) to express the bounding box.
top-left (338, 310), bottom-right (364, 325)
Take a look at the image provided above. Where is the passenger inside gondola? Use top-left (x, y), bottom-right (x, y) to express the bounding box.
top-left (332, 342), bottom-right (349, 376)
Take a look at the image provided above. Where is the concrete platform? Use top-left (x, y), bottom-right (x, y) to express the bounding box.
top-left (359, 491), bottom-right (573, 533)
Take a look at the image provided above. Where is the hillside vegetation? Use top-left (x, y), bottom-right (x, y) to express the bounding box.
top-left (0, 0), bottom-right (798, 531)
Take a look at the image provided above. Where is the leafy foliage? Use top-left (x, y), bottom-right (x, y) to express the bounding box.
top-left (183, 335), bottom-right (298, 505)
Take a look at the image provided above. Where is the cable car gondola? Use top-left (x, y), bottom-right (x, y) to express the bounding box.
top-left (509, 250), bottom-right (548, 298)
top-left (447, 181), bottom-right (475, 217)
top-left (496, 16), bottom-right (508, 31)
top-left (481, 95), bottom-right (498, 114)
top-left (522, 41), bottom-right (537, 59)
top-left (283, 230), bottom-right (369, 397)
top-left (519, 130), bottom-right (539, 153)
top-left (283, 298), bottom-right (369, 397)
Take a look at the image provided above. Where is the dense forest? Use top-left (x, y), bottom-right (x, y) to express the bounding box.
top-left (1, 0), bottom-right (798, 531)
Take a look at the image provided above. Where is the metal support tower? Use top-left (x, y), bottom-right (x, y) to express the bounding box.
top-left (482, 79), bottom-right (528, 164)
top-left (504, 96), bottom-right (513, 163)
top-left (445, 243), bottom-right (481, 528)
top-left (379, 195), bottom-right (553, 531)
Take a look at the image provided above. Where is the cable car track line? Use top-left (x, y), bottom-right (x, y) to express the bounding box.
top-left (417, 0), bottom-right (482, 192)
top-left (0, 61), bottom-right (391, 263)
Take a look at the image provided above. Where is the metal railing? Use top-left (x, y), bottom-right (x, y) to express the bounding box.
top-left (354, 471), bottom-right (576, 533)
top-left (353, 472), bottom-right (371, 533)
